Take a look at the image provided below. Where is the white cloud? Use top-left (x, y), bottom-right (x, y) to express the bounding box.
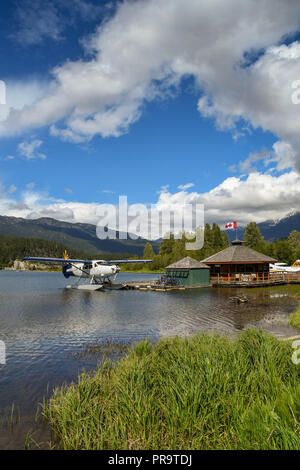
top-left (231, 140), bottom-right (297, 174)
top-left (18, 139), bottom-right (46, 160)
top-left (50, 125), bottom-right (88, 144)
top-left (1, 0), bottom-right (300, 176)
top-left (155, 171), bottom-right (300, 229)
top-left (158, 185), bottom-right (170, 194)
top-left (178, 183), bottom-right (194, 191)
top-left (197, 42), bottom-right (300, 172)
top-left (7, 185), bottom-right (17, 194)
top-left (0, 80), bottom-right (48, 125)
top-left (0, 171), bottom-right (300, 236)
top-left (271, 141), bottom-right (296, 171)
top-left (237, 149), bottom-right (271, 173)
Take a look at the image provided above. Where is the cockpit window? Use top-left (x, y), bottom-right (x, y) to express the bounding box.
top-left (83, 264), bottom-right (91, 270)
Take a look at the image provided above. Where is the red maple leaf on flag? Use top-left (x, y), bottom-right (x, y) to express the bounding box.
top-left (225, 221), bottom-right (237, 230)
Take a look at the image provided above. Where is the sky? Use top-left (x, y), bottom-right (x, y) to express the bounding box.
top-left (1, 0), bottom-right (300, 236)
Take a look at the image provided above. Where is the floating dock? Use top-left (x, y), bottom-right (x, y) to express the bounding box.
top-left (125, 281), bottom-right (185, 292)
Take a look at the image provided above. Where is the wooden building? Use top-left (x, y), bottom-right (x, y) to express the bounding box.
top-left (166, 256), bottom-right (210, 287)
top-left (201, 240), bottom-right (277, 277)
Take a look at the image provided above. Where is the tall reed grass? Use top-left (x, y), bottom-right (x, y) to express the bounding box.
top-left (43, 329), bottom-right (300, 450)
top-left (290, 306), bottom-right (300, 331)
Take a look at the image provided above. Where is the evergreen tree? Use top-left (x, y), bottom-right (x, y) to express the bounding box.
top-left (143, 242), bottom-right (155, 260)
top-left (0, 235), bottom-right (95, 268)
top-left (288, 231), bottom-right (300, 261)
top-left (159, 233), bottom-right (175, 256)
top-left (201, 223), bottom-right (214, 258)
top-left (222, 231), bottom-right (230, 248)
top-left (261, 241), bottom-right (275, 258)
top-left (273, 239), bottom-right (294, 264)
top-left (172, 238), bottom-right (186, 262)
top-left (243, 222), bottom-right (264, 249)
top-left (212, 223), bottom-right (226, 251)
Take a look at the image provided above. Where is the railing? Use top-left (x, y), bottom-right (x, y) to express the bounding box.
top-left (211, 271), bottom-right (300, 285)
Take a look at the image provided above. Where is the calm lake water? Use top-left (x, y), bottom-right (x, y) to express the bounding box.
top-left (0, 270), bottom-right (299, 449)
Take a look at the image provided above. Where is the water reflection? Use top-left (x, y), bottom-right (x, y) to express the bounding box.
top-left (0, 271), bottom-right (299, 448)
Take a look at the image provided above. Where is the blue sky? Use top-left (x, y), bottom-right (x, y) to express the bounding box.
top-left (1, 82), bottom-right (277, 204)
top-left (0, 0), bottom-right (300, 230)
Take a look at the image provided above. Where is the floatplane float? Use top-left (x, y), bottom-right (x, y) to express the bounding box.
top-left (23, 251), bottom-right (152, 291)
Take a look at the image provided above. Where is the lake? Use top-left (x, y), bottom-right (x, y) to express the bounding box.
top-left (0, 270), bottom-right (299, 449)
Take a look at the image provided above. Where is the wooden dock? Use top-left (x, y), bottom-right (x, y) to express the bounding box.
top-left (212, 271), bottom-right (300, 288)
top-left (125, 281), bottom-right (185, 292)
top-left (124, 271), bottom-right (300, 290)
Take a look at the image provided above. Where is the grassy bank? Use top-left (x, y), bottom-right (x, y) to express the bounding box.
top-left (43, 329), bottom-right (300, 450)
top-left (290, 306), bottom-right (300, 331)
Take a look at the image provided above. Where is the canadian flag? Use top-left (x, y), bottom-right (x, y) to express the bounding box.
top-left (225, 221), bottom-right (237, 230)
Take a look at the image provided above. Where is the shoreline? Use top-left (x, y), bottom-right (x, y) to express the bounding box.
top-left (0, 270), bottom-right (299, 445)
top-left (1, 268), bottom-right (163, 274)
top-left (42, 328), bottom-right (300, 450)
top-left (120, 270), bottom-right (164, 274)
top-left (289, 305), bottom-right (300, 331)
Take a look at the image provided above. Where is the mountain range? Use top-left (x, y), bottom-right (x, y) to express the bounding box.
top-left (0, 216), bottom-right (159, 256)
top-left (226, 211), bottom-right (300, 242)
top-left (0, 211), bottom-right (299, 256)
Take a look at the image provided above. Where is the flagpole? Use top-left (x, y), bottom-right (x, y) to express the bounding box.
top-left (224, 222), bottom-right (238, 240)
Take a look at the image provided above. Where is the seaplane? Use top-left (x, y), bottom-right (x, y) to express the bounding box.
top-left (23, 251), bottom-right (153, 291)
top-left (270, 261), bottom-right (300, 273)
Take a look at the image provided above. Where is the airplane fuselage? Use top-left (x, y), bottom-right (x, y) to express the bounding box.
top-left (23, 254), bottom-right (152, 287)
top-left (64, 260), bottom-right (120, 280)
top-left (270, 262), bottom-right (300, 273)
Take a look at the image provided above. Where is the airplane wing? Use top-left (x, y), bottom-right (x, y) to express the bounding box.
top-left (106, 259), bottom-right (153, 264)
top-left (23, 257), bottom-right (152, 264)
top-left (23, 257), bottom-right (92, 264)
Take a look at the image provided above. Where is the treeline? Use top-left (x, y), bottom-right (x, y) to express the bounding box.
top-left (1, 222), bottom-right (299, 271)
top-left (0, 235), bottom-right (90, 268)
top-left (124, 222), bottom-right (300, 272)
top-left (0, 235), bottom-right (133, 268)
top-left (123, 223), bottom-right (230, 271)
top-left (242, 222), bottom-right (300, 265)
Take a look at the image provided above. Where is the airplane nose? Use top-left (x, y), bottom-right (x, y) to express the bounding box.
top-left (62, 263), bottom-right (73, 279)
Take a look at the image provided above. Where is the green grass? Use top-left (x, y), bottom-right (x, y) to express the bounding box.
top-left (43, 329), bottom-right (300, 450)
top-left (289, 306), bottom-right (300, 331)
